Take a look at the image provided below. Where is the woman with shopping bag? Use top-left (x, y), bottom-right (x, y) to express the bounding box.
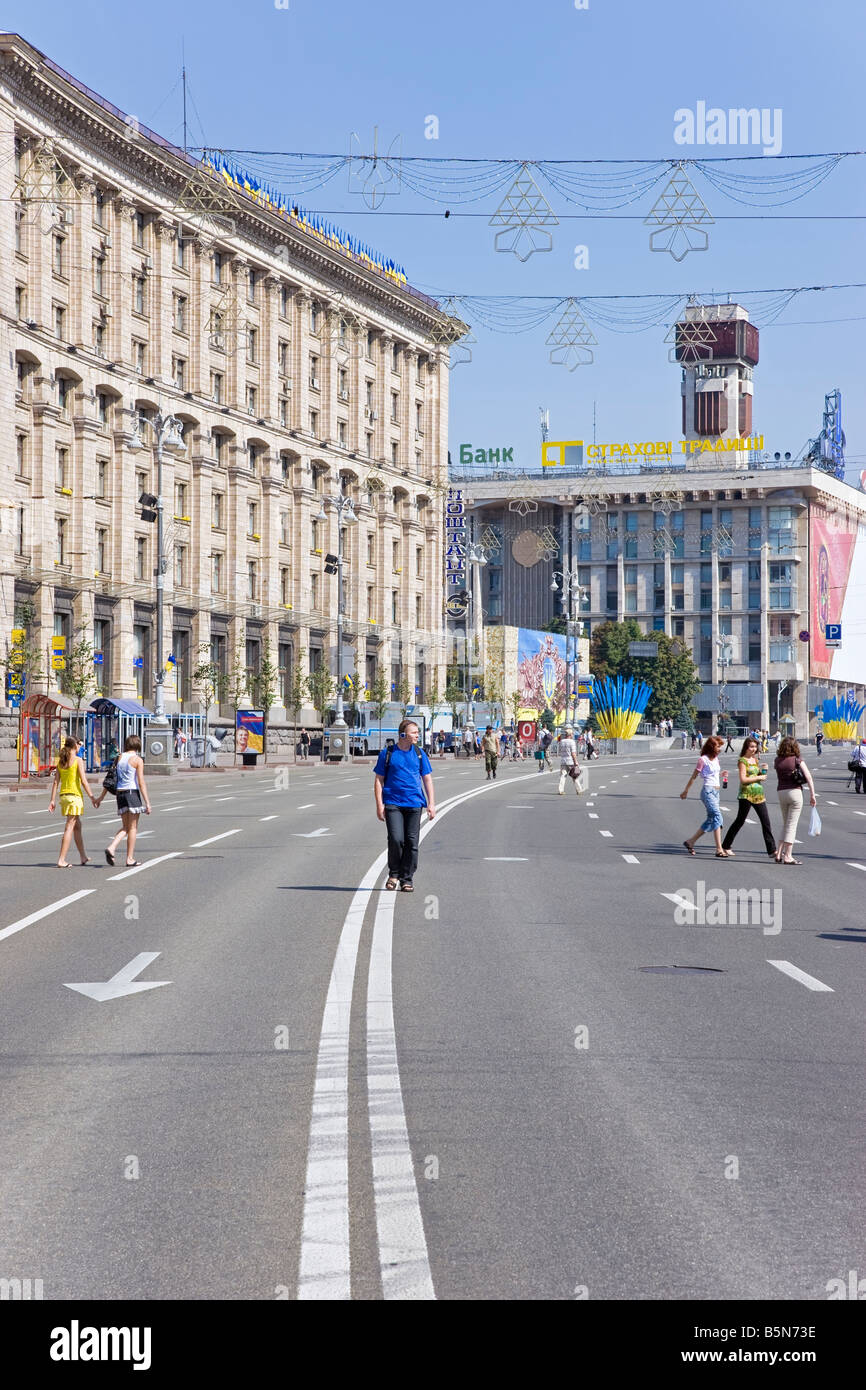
top-left (557, 727), bottom-right (584, 796)
top-left (773, 736), bottom-right (816, 864)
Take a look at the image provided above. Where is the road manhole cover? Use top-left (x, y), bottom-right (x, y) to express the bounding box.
top-left (639, 965), bottom-right (724, 975)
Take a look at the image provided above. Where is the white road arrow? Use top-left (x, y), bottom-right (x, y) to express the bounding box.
top-left (64, 952), bottom-right (171, 1002)
top-left (293, 827), bottom-right (332, 838)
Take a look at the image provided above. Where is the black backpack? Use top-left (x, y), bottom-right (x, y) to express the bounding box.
top-left (102, 756), bottom-right (119, 795)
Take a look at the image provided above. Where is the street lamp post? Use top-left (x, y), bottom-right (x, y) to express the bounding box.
top-left (716, 635), bottom-right (733, 735)
top-left (776, 678), bottom-right (789, 733)
top-left (129, 411), bottom-right (186, 726)
top-left (316, 492), bottom-right (358, 761)
top-left (551, 565), bottom-right (588, 723)
top-left (464, 541), bottom-right (487, 742)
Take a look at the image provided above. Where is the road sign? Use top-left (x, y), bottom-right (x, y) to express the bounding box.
top-left (51, 636), bottom-right (66, 651)
top-left (577, 677), bottom-right (594, 698)
top-left (11, 628), bottom-right (25, 644)
top-left (93, 652), bottom-right (104, 665)
top-left (628, 641), bottom-right (659, 659)
top-left (825, 623), bottom-right (842, 648)
top-left (133, 657), bottom-right (143, 669)
top-left (518, 720), bottom-right (537, 743)
top-left (51, 655), bottom-right (66, 671)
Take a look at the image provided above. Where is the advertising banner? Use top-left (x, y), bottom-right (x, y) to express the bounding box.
top-left (809, 507), bottom-right (866, 681)
top-left (517, 628), bottom-right (568, 715)
top-left (236, 708), bottom-right (264, 755)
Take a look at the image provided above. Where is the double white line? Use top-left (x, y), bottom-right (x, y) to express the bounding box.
top-left (297, 778), bottom-right (507, 1300)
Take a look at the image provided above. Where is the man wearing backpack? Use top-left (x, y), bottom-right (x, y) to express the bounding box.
top-left (373, 719), bottom-right (435, 892)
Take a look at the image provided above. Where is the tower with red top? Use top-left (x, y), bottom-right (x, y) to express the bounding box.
top-left (675, 303), bottom-right (759, 448)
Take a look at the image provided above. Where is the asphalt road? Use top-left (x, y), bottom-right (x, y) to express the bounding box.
top-left (0, 746), bottom-right (863, 1300)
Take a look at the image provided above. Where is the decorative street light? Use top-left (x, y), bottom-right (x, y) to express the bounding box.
top-left (128, 411), bottom-right (186, 727)
top-left (551, 564), bottom-right (589, 722)
top-left (716, 634), bottom-right (734, 732)
top-left (316, 491), bottom-right (358, 761)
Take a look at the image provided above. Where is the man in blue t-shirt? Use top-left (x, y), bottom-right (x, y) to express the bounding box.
top-left (373, 719), bottom-right (435, 892)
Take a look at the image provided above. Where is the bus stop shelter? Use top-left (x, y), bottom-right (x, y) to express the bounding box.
top-left (19, 691), bottom-right (75, 781)
top-left (85, 697), bottom-right (152, 772)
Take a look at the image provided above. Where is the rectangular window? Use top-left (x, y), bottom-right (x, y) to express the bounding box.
top-left (392, 343), bottom-right (401, 372)
top-left (134, 340), bottom-right (146, 373)
top-left (624, 511), bottom-right (639, 558)
top-left (175, 482), bottom-right (187, 517)
top-left (247, 560), bottom-right (257, 600)
top-left (212, 492), bottom-right (224, 529)
top-left (133, 277), bottom-right (145, 314)
top-left (56, 446), bottom-right (68, 490)
top-left (135, 536), bottom-right (146, 580)
top-left (279, 340), bottom-right (290, 374)
top-left (247, 327), bottom-right (257, 363)
top-left (174, 295), bottom-right (187, 332)
top-left (367, 329), bottom-right (375, 357)
top-left (366, 432), bottom-right (373, 458)
top-left (280, 567), bottom-right (290, 605)
top-left (176, 234), bottom-right (187, 269)
top-left (700, 589), bottom-right (713, 611)
top-left (416, 545), bottom-right (423, 576)
top-left (174, 545), bottom-right (186, 587)
top-left (247, 268), bottom-right (257, 303)
top-left (94, 188), bottom-right (106, 226)
top-left (54, 304), bottom-right (65, 339)
top-left (391, 442), bottom-right (399, 466)
top-left (248, 502), bottom-right (258, 536)
top-left (338, 420), bottom-right (347, 447)
top-left (391, 591), bottom-right (398, 623)
top-left (367, 584), bottom-right (375, 619)
top-left (55, 517), bottom-right (66, 565)
top-left (700, 617), bottom-right (713, 664)
top-left (53, 235), bottom-right (65, 276)
top-left (94, 256), bottom-right (105, 296)
top-left (96, 459), bottom-right (109, 498)
top-left (310, 302), bottom-right (320, 334)
top-left (211, 552), bottom-right (223, 593)
top-left (311, 573), bottom-right (319, 609)
top-left (748, 587), bottom-right (761, 609)
top-left (718, 507), bottom-right (733, 557)
top-left (247, 386), bottom-right (257, 416)
top-left (95, 527), bottom-right (107, 573)
top-left (700, 508), bottom-right (713, 555)
top-left (279, 398), bottom-right (289, 427)
top-left (213, 251), bottom-right (223, 285)
top-left (279, 510), bottom-right (289, 545)
top-left (211, 372), bottom-right (223, 404)
top-left (392, 539), bottom-right (400, 571)
top-left (213, 434), bottom-right (225, 466)
top-left (132, 210), bottom-right (145, 247)
top-left (416, 595), bottom-right (422, 627)
top-left (173, 357), bottom-right (186, 391)
top-left (310, 410), bottom-right (319, 437)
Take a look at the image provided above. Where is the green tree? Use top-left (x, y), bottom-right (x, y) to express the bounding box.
top-left (306, 664), bottom-right (335, 757)
top-left (542, 614), bottom-right (568, 636)
top-left (368, 670), bottom-right (390, 749)
top-left (507, 689), bottom-right (522, 731)
top-left (249, 638), bottom-right (280, 763)
top-left (540, 706), bottom-right (556, 734)
top-left (589, 620), bottom-right (701, 725)
top-left (192, 643), bottom-right (225, 740)
top-left (396, 674), bottom-right (413, 717)
top-left (224, 640), bottom-right (249, 711)
top-left (286, 648), bottom-right (307, 762)
top-left (60, 632), bottom-right (98, 713)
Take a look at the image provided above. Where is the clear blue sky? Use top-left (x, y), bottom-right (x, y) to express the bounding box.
top-left (7, 0), bottom-right (865, 479)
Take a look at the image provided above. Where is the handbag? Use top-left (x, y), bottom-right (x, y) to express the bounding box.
top-left (567, 763), bottom-right (581, 781)
top-left (791, 759), bottom-right (808, 788)
top-left (848, 759), bottom-right (860, 773)
top-left (102, 757), bottom-right (119, 795)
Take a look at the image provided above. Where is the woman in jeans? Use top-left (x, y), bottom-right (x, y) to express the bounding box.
top-left (773, 736), bottom-right (816, 864)
top-left (720, 736), bottom-right (777, 858)
top-left (680, 734), bottom-right (730, 857)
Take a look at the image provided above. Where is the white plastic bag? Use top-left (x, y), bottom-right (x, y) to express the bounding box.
top-left (808, 805), bottom-right (822, 836)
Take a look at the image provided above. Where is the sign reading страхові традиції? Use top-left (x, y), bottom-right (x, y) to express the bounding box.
top-left (542, 436), bottom-right (764, 465)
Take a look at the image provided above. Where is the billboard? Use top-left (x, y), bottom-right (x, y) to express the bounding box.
top-left (809, 507), bottom-right (866, 682)
top-left (236, 708), bottom-right (264, 755)
top-left (517, 629), bottom-right (568, 713)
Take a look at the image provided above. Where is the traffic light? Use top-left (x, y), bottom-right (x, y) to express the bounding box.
top-left (324, 552), bottom-right (339, 575)
top-left (138, 491), bottom-right (157, 523)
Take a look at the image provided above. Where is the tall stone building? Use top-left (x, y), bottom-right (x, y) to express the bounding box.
top-left (0, 33), bottom-right (458, 722)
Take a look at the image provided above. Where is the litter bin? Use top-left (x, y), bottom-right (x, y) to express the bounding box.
top-left (189, 736), bottom-right (206, 769)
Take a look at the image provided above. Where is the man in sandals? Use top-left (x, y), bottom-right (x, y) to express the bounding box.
top-left (374, 719), bottom-right (435, 892)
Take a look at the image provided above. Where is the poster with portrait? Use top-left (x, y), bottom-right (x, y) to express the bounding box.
top-left (236, 709), bottom-right (264, 755)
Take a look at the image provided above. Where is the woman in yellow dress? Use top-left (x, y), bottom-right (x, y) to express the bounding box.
top-left (48, 736), bottom-right (97, 868)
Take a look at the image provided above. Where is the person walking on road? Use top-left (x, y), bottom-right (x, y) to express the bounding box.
top-left (462, 724), bottom-right (474, 760)
top-left (95, 734), bottom-right (151, 867)
top-left (773, 736), bottom-right (817, 864)
top-left (541, 727), bottom-right (553, 768)
top-left (299, 727), bottom-right (310, 761)
top-left (681, 735), bottom-right (730, 858)
top-left (374, 718), bottom-right (435, 892)
top-left (849, 738), bottom-right (866, 792)
top-left (481, 725), bottom-right (499, 780)
top-left (720, 736), bottom-right (776, 858)
top-left (557, 726), bottom-right (583, 796)
top-left (48, 735), bottom-right (97, 868)
top-left (815, 729), bottom-right (824, 756)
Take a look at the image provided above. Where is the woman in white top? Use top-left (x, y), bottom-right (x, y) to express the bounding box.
top-left (94, 733), bottom-right (151, 866)
top-left (680, 735), bottom-right (731, 857)
top-left (557, 727), bottom-right (583, 796)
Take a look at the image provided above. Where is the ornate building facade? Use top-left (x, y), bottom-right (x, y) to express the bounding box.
top-left (0, 33), bottom-right (458, 720)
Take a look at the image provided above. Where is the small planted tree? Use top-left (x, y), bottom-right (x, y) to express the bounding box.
top-left (286, 648), bottom-right (307, 763)
top-left (507, 689), bottom-right (522, 732)
top-left (192, 643), bottom-right (225, 740)
top-left (61, 632), bottom-right (98, 712)
top-left (368, 670), bottom-right (389, 751)
top-left (306, 665), bottom-right (335, 758)
top-left (249, 638), bottom-right (280, 763)
top-left (396, 674), bottom-right (413, 718)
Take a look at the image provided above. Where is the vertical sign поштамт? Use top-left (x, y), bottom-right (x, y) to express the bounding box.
top-left (445, 487), bottom-right (467, 593)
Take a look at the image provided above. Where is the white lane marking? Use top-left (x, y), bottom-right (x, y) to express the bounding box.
top-left (160, 804), bottom-right (193, 813)
top-left (484, 856), bottom-right (528, 861)
top-left (107, 853), bottom-right (183, 881)
top-left (294, 828), bottom-right (331, 838)
top-left (367, 890), bottom-right (436, 1300)
top-left (189, 829), bottom-right (243, 848)
top-left (599, 785), bottom-right (606, 789)
top-left (826, 800), bottom-right (839, 805)
top-left (213, 782), bottom-right (233, 787)
top-left (586, 802), bottom-right (595, 808)
top-left (336, 794), bottom-right (352, 800)
top-left (855, 811), bottom-right (866, 817)
top-left (26, 808), bottom-right (53, 815)
top-left (0, 829), bottom-right (64, 849)
top-left (214, 796), bottom-right (235, 802)
top-left (297, 804), bottom-right (315, 809)
top-left (599, 830), bottom-right (613, 837)
top-left (846, 862), bottom-right (866, 872)
top-left (299, 775), bottom-right (513, 1301)
top-left (622, 774), bottom-right (630, 779)
top-left (342, 777), bottom-right (361, 782)
top-left (164, 790), bottom-right (185, 797)
top-left (259, 815), bottom-right (279, 822)
top-left (622, 854), bottom-right (640, 864)
top-left (0, 889), bottom-right (97, 944)
top-left (767, 960), bottom-right (834, 993)
top-left (588, 813), bottom-right (599, 819)
top-left (610, 779), bottom-right (618, 784)
top-left (661, 891), bottom-right (695, 913)
top-left (65, 951), bottom-right (171, 1002)
top-left (506, 805), bottom-right (533, 809)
